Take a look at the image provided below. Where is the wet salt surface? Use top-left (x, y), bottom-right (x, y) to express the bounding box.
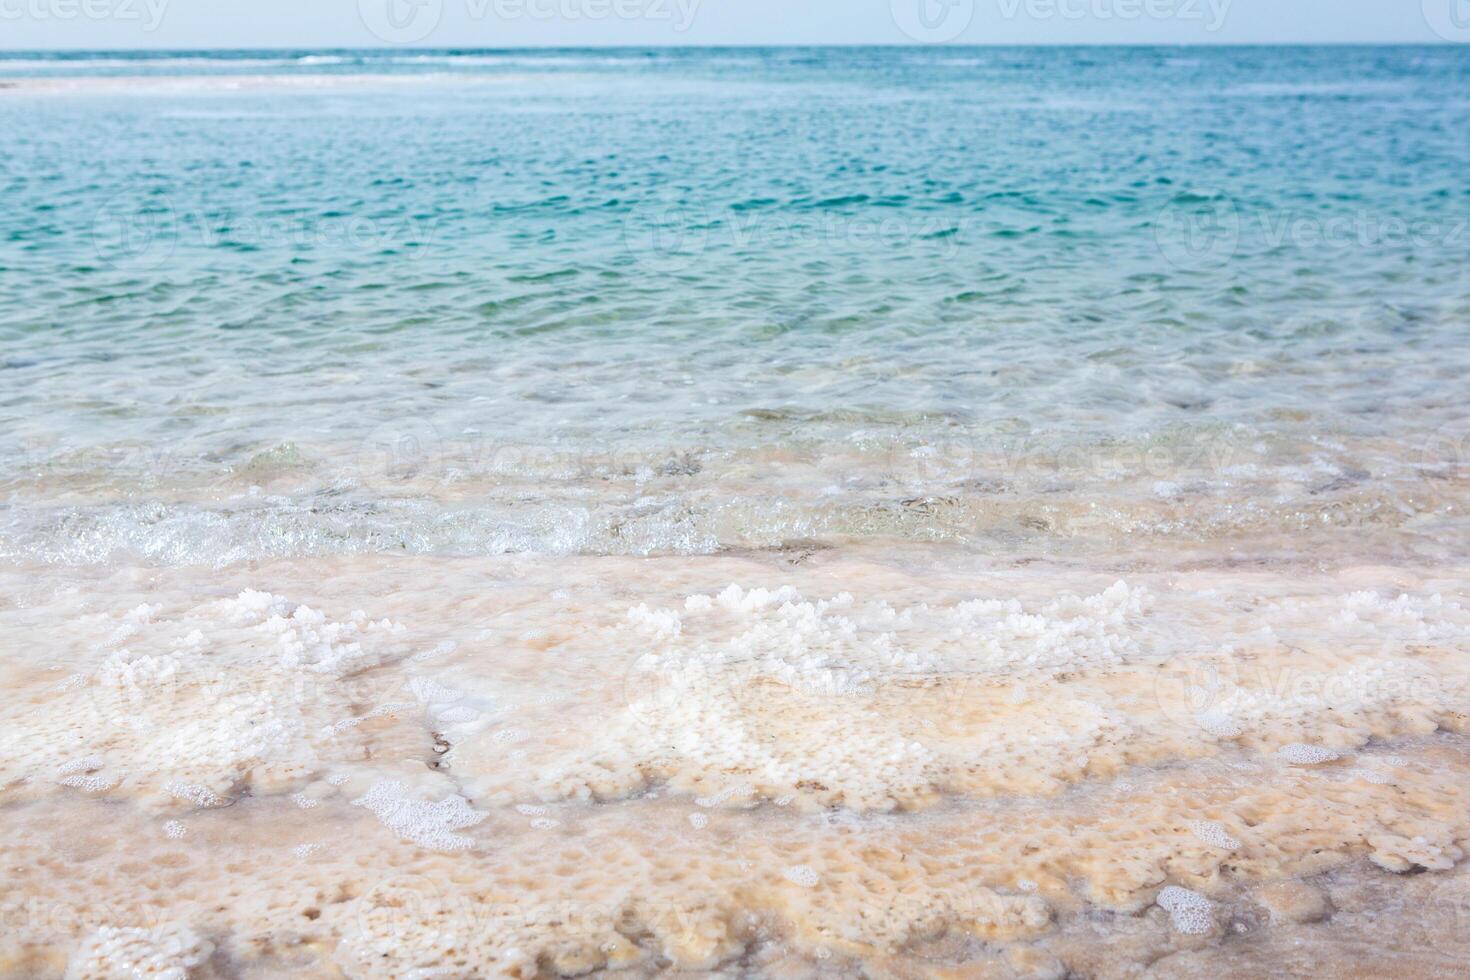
top-left (0, 550), bottom-right (1468, 976)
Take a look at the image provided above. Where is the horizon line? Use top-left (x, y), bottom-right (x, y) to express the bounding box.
top-left (0, 40), bottom-right (1460, 53)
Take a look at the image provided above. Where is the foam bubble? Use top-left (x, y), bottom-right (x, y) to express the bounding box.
top-left (783, 865), bottom-right (820, 888)
top-left (350, 779), bottom-right (486, 851)
top-left (1352, 767), bottom-right (1393, 785)
top-left (1188, 819), bottom-right (1242, 850)
top-left (1277, 744), bottom-right (1340, 765)
top-left (165, 782), bottom-right (224, 808)
top-left (1196, 710), bottom-right (1243, 738)
top-left (1157, 885), bottom-right (1214, 935)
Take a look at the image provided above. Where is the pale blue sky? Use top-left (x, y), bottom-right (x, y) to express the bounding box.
top-left (0, 0), bottom-right (1458, 49)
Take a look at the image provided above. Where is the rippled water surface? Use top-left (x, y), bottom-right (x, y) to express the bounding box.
top-left (2, 46), bottom-right (1469, 564)
top-left (2, 46), bottom-right (1470, 980)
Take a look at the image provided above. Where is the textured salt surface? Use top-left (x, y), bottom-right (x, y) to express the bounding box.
top-left (0, 554), bottom-right (1468, 977)
top-left (64, 925), bottom-right (211, 980)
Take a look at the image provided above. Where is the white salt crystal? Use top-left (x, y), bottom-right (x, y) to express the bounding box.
top-left (782, 865), bottom-right (819, 888)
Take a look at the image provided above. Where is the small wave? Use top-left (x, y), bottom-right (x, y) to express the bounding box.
top-left (0, 475), bottom-right (1445, 568)
top-left (1222, 81), bottom-right (1412, 98)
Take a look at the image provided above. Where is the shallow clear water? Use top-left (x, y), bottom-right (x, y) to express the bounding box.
top-left (2, 46), bottom-right (1469, 564)
top-left (2, 47), bottom-right (1470, 980)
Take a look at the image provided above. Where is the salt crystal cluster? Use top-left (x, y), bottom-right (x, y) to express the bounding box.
top-left (65, 924), bottom-right (212, 980)
top-left (260, 601), bottom-right (402, 674)
top-left (627, 582), bottom-right (1150, 693)
top-left (498, 581), bottom-right (1153, 809)
top-left (5, 566), bottom-right (1470, 977)
top-left (1335, 591), bottom-right (1470, 643)
top-left (224, 589), bottom-right (290, 623)
top-left (1, 590), bottom-right (417, 809)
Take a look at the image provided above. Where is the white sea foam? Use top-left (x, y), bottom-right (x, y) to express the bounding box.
top-left (783, 865), bottom-right (820, 887)
top-left (350, 780), bottom-right (486, 851)
top-left (1157, 885), bottom-right (1214, 935)
top-left (1278, 743), bottom-right (1340, 765)
top-left (1188, 819), bottom-right (1242, 850)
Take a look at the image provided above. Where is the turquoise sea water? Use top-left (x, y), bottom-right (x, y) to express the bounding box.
top-left (1, 47), bottom-right (1467, 563)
